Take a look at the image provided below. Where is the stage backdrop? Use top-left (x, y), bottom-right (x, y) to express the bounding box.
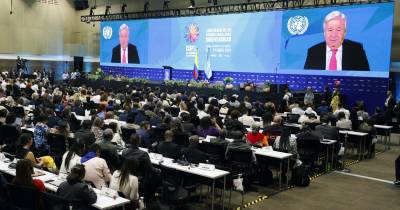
top-left (99, 2), bottom-right (394, 112)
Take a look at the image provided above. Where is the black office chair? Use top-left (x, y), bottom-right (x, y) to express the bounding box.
top-left (7, 183), bottom-right (41, 210)
top-left (42, 192), bottom-right (72, 210)
top-left (160, 165), bottom-right (189, 209)
top-left (121, 127), bottom-right (136, 145)
top-left (47, 133), bottom-right (67, 168)
top-left (0, 124), bottom-right (21, 154)
top-left (305, 122), bottom-right (321, 130)
top-left (199, 142), bottom-right (226, 166)
top-left (226, 148), bottom-right (254, 190)
top-left (173, 133), bottom-right (189, 148)
top-left (296, 139), bottom-right (321, 170)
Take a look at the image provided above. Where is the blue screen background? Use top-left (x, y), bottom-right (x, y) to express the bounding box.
top-left (100, 2), bottom-right (393, 78)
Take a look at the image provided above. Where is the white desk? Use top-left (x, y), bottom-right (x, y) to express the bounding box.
top-left (252, 148), bottom-right (292, 190)
top-left (320, 139), bottom-right (337, 172)
top-left (0, 159), bottom-right (130, 210)
top-left (374, 125), bottom-right (393, 150)
top-left (339, 130), bottom-right (368, 164)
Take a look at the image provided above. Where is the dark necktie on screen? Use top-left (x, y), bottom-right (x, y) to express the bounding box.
top-left (328, 49), bottom-right (338, 71)
top-left (122, 48), bottom-right (127, 64)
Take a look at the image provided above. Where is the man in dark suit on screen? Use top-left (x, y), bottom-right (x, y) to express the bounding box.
top-left (111, 24), bottom-right (140, 64)
top-left (304, 11), bottom-right (369, 71)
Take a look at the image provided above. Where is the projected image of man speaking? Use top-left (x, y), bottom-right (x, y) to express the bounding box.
top-left (304, 11), bottom-right (369, 71)
top-left (111, 24), bottom-right (140, 64)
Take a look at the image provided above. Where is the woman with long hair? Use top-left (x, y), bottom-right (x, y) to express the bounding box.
top-left (60, 141), bottom-right (84, 174)
top-left (109, 159), bottom-right (139, 200)
top-left (12, 159), bottom-right (45, 192)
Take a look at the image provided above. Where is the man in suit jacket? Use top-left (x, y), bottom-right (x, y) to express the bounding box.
top-left (111, 24), bottom-right (140, 64)
top-left (304, 11), bottom-right (369, 71)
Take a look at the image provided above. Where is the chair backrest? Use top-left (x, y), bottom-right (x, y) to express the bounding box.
top-left (42, 191), bottom-right (72, 210)
top-left (150, 127), bottom-right (166, 142)
top-left (47, 133), bottom-right (67, 155)
top-left (7, 183), bottom-right (41, 210)
top-left (305, 122), bottom-right (321, 130)
top-left (121, 127), bottom-right (136, 144)
top-left (169, 107), bottom-right (180, 117)
top-left (173, 133), bottom-right (189, 147)
top-left (226, 148), bottom-right (253, 163)
top-left (199, 142), bottom-right (226, 164)
top-left (0, 124), bottom-right (21, 145)
top-left (286, 114), bottom-right (300, 123)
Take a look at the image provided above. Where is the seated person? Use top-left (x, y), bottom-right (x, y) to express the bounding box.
top-left (246, 124), bottom-right (266, 146)
top-left (57, 164), bottom-right (97, 210)
top-left (182, 135), bottom-right (206, 164)
top-left (60, 141), bottom-right (84, 174)
top-left (336, 112), bottom-right (352, 130)
top-left (33, 114), bottom-right (50, 155)
top-left (273, 127), bottom-right (299, 162)
top-left (225, 130), bottom-right (256, 163)
top-left (264, 115), bottom-right (284, 134)
top-left (15, 134), bottom-right (37, 165)
top-left (296, 125), bottom-right (320, 143)
top-left (197, 116), bottom-right (220, 138)
top-left (109, 122), bottom-right (125, 149)
top-left (157, 130), bottom-right (180, 159)
top-left (110, 159), bottom-right (139, 201)
top-left (315, 116), bottom-right (339, 140)
top-left (316, 100), bottom-right (330, 115)
top-left (81, 144), bottom-right (112, 189)
top-left (12, 159), bottom-right (45, 192)
top-left (98, 129), bottom-right (119, 158)
top-left (224, 110), bottom-right (247, 135)
top-left (75, 120), bottom-right (96, 148)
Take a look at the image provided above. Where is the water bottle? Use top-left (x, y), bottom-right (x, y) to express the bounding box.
top-left (138, 197), bottom-right (145, 210)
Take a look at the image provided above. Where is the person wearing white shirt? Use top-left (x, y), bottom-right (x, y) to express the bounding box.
top-left (238, 110), bottom-right (255, 127)
top-left (59, 141), bottom-right (84, 174)
top-left (197, 103), bottom-right (209, 119)
top-left (333, 104), bottom-right (350, 119)
top-left (109, 159), bottom-right (139, 201)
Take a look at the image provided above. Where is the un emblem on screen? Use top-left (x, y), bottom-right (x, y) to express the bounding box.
top-left (103, 26), bottom-right (113, 40)
top-left (287, 16), bottom-right (308, 35)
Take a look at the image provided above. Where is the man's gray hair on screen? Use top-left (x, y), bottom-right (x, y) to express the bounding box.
top-left (323, 11), bottom-right (347, 30)
top-left (119, 24), bottom-right (129, 34)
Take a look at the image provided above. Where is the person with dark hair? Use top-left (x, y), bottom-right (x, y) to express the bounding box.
top-left (316, 100), bottom-right (330, 115)
top-left (57, 164), bottom-right (97, 210)
top-left (197, 116), bottom-right (220, 137)
top-left (75, 120), bottom-right (96, 147)
top-left (181, 112), bottom-right (195, 135)
top-left (336, 111), bottom-right (352, 130)
top-left (273, 127), bottom-right (298, 162)
top-left (81, 144), bottom-right (112, 189)
top-left (197, 102), bottom-right (209, 119)
top-left (157, 130), bottom-right (180, 159)
top-left (0, 109), bottom-right (8, 124)
top-left (370, 106), bottom-right (386, 125)
top-left (315, 115), bottom-right (339, 140)
top-left (15, 133), bottom-right (37, 165)
top-left (12, 159), bottom-right (45, 192)
top-left (51, 120), bottom-right (71, 139)
top-left (182, 135), bottom-right (206, 164)
top-left (262, 112), bottom-right (273, 128)
top-left (110, 159), bottom-right (139, 200)
top-left (5, 112), bottom-right (20, 130)
top-left (137, 121), bottom-right (151, 149)
top-left (225, 110), bottom-right (247, 135)
top-left (91, 117), bottom-right (104, 143)
top-left (109, 122), bottom-right (124, 148)
top-left (122, 134), bottom-right (160, 175)
top-left (225, 130), bottom-right (256, 163)
top-left (60, 141), bottom-right (84, 174)
top-left (33, 114), bottom-right (50, 155)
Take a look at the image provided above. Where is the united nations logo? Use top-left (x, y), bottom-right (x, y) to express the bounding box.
top-left (103, 26), bottom-right (113, 40)
top-left (287, 16), bottom-right (309, 35)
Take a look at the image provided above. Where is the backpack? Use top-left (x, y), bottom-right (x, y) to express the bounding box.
top-left (292, 165), bottom-right (310, 187)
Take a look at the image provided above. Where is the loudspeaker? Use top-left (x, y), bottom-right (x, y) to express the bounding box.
top-left (73, 56), bottom-right (84, 72)
top-left (74, 0), bottom-right (89, 10)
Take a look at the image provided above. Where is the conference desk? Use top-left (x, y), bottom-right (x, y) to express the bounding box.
top-left (339, 130), bottom-right (368, 163)
top-left (320, 139), bottom-right (337, 172)
top-left (120, 147), bottom-right (229, 210)
top-left (0, 159), bottom-right (130, 210)
top-left (251, 147), bottom-right (292, 191)
top-left (373, 125), bottom-right (392, 151)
